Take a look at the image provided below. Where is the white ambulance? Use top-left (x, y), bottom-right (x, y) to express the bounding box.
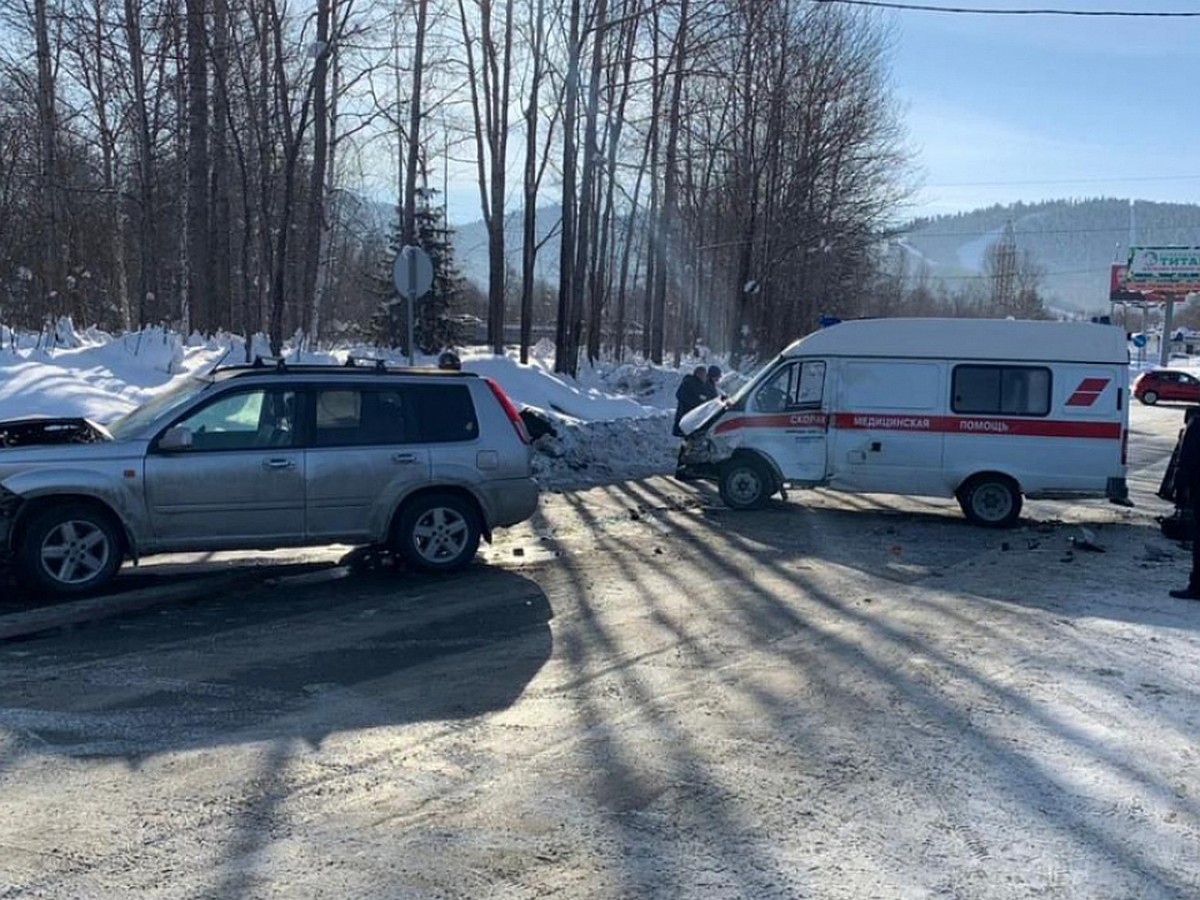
top-left (676, 318), bottom-right (1130, 526)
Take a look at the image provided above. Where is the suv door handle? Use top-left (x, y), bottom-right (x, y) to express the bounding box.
top-left (262, 458), bottom-right (295, 470)
top-left (392, 452), bottom-right (419, 465)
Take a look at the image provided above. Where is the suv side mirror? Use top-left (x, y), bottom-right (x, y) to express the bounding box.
top-left (158, 425), bottom-right (194, 452)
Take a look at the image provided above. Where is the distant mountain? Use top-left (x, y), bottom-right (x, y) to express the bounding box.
top-left (442, 197), bottom-right (1200, 315)
top-left (449, 206), bottom-right (564, 290)
top-left (896, 198), bottom-right (1200, 313)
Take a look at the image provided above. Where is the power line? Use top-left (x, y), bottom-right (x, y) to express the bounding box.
top-left (816, 1), bottom-right (1200, 16)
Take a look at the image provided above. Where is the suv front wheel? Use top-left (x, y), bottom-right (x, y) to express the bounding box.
top-left (394, 493), bottom-right (482, 572)
top-left (19, 502), bottom-right (123, 596)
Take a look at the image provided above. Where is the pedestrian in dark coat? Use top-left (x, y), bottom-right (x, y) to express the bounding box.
top-left (673, 366), bottom-right (709, 437)
top-left (704, 365), bottom-right (724, 401)
top-left (1171, 408), bottom-right (1200, 599)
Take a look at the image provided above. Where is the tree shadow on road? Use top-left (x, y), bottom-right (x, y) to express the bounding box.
top-left (0, 563), bottom-right (553, 762)
top-left (524, 477), bottom-right (1200, 899)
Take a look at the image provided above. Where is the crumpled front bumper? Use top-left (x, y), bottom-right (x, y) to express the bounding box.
top-left (675, 438), bottom-right (725, 482)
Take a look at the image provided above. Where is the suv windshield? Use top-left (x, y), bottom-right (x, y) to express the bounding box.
top-left (106, 376), bottom-right (213, 441)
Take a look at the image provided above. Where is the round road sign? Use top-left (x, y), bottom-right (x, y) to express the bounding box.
top-left (392, 245), bottom-right (434, 299)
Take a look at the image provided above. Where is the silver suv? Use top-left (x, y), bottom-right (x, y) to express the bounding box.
top-left (0, 361), bottom-right (539, 596)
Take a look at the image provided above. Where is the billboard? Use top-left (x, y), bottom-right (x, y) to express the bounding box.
top-left (1110, 263), bottom-right (1176, 303)
top-left (1126, 247), bottom-right (1200, 293)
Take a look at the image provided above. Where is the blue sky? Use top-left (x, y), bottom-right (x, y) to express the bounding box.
top-left (887, 0), bottom-right (1200, 219)
top-left (435, 1), bottom-right (1200, 226)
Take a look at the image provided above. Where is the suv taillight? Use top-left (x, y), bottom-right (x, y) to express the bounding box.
top-left (485, 378), bottom-right (531, 444)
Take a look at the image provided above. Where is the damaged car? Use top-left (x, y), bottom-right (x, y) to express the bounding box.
top-left (0, 361), bottom-right (538, 597)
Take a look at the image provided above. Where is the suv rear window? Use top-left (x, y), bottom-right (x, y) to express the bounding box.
top-left (311, 383), bottom-right (478, 447)
top-left (409, 383), bottom-right (479, 443)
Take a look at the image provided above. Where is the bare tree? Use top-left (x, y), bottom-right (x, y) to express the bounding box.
top-left (401, 0), bottom-right (429, 247)
top-left (650, 0), bottom-right (689, 365)
top-left (553, 0), bottom-right (581, 374)
top-left (458, 0), bottom-right (515, 355)
top-left (518, 0), bottom-right (554, 364)
top-left (185, 0), bottom-right (211, 332)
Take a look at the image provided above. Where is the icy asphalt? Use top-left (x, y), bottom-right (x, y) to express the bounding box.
top-left (1, 403), bottom-right (1198, 899)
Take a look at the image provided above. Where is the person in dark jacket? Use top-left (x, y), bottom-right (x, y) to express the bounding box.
top-left (1170, 408), bottom-right (1200, 599)
top-left (673, 366), bottom-right (709, 437)
top-left (704, 365), bottom-right (724, 401)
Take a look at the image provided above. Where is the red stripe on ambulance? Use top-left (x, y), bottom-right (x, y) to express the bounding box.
top-left (1065, 377), bottom-right (1111, 407)
top-left (713, 412), bottom-right (1119, 440)
top-left (713, 413), bottom-right (828, 434)
top-left (834, 413), bottom-right (1120, 439)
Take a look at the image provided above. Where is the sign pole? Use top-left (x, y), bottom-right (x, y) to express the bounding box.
top-left (1161, 297), bottom-right (1176, 367)
top-left (392, 243), bottom-right (433, 368)
top-left (406, 246), bottom-right (416, 367)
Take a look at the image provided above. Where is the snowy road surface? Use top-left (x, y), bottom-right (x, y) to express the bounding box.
top-left (1, 404), bottom-right (1200, 898)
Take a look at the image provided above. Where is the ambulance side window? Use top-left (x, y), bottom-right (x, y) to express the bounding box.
top-left (755, 361), bottom-right (825, 412)
top-left (952, 365), bottom-right (1051, 416)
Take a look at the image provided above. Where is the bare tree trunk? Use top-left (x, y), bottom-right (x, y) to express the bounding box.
top-left (211, 0), bottom-right (233, 329)
top-left (573, 0), bottom-right (607, 369)
top-left (615, 133), bottom-right (651, 362)
top-left (33, 0), bottom-right (61, 302)
top-left (175, 13), bottom-right (191, 331)
top-left (186, 0), bottom-right (211, 333)
top-left (402, 0), bottom-right (429, 247)
top-left (519, 0), bottom-right (549, 365)
top-left (302, 0), bottom-right (333, 341)
top-left (123, 0), bottom-right (157, 326)
top-left (264, 0), bottom-right (316, 356)
top-left (553, 0), bottom-right (581, 375)
top-left (651, 0), bottom-right (689, 365)
top-left (310, 19), bottom-right (341, 344)
top-left (488, 0), bottom-right (514, 354)
top-left (457, 0), bottom-right (514, 355)
top-left (590, 12), bottom-right (637, 363)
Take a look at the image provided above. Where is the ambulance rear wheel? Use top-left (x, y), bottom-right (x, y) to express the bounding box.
top-left (958, 475), bottom-right (1022, 528)
top-left (719, 456), bottom-right (774, 510)
top-left (1141, 390), bottom-right (1159, 405)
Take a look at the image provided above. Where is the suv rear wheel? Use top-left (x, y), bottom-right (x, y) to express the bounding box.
top-left (19, 502), bottom-right (122, 596)
top-left (394, 493), bottom-right (481, 572)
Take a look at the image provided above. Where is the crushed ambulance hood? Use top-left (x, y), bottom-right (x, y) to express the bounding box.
top-left (678, 398), bottom-right (726, 437)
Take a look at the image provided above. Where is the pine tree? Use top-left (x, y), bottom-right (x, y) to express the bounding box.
top-left (371, 185), bottom-right (465, 354)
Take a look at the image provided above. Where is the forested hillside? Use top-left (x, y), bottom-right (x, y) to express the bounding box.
top-left (898, 199), bottom-right (1200, 313)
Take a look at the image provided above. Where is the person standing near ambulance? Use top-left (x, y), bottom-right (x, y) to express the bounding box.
top-left (704, 365), bottom-right (724, 401)
top-left (673, 366), bottom-right (709, 437)
top-left (1170, 409), bottom-right (1200, 600)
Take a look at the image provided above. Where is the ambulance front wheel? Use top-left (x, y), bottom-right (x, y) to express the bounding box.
top-left (958, 475), bottom-right (1022, 528)
top-left (719, 455), bottom-right (776, 510)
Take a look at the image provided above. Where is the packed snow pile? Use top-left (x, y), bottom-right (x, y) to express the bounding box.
top-left (0, 323), bottom-right (727, 490)
top-left (0, 323), bottom-right (193, 422)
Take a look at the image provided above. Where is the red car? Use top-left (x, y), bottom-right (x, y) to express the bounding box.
top-left (1134, 368), bottom-right (1200, 405)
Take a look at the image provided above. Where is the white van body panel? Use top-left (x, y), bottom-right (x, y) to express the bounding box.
top-left (681, 319), bottom-right (1130, 515)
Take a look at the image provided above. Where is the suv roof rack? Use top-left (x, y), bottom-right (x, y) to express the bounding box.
top-left (211, 361), bottom-right (475, 379)
top-left (251, 355), bottom-right (288, 371)
top-left (344, 354), bottom-right (390, 372)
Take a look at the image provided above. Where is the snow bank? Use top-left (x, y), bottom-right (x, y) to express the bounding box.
top-left (0, 324), bottom-right (201, 422)
top-left (530, 415), bottom-right (678, 490)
